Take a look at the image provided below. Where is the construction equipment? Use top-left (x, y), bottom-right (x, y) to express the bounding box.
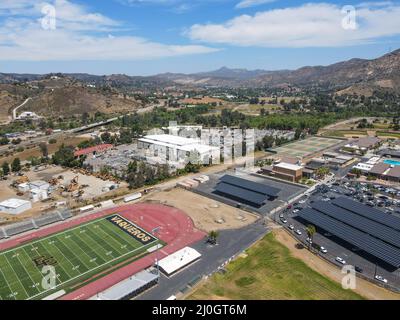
top-left (67, 176), bottom-right (80, 193)
top-left (16, 175), bottom-right (29, 184)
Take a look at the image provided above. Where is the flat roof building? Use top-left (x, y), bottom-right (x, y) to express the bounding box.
top-left (0, 199), bottom-right (32, 215)
top-left (158, 247), bottom-right (201, 276)
top-left (138, 134), bottom-right (220, 168)
top-left (272, 162), bottom-right (303, 183)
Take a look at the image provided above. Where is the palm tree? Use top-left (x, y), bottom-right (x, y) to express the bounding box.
top-left (208, 230), bottom-right (219, 245)
top-left (306, 225), bottom-right (316, 250)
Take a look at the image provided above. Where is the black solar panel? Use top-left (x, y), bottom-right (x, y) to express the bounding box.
top-left (219, 175), bottom-right (280, 197)
top-left (215, 182), bottom-right (266, 206)
top-left (311, 201), bottom-right (400, 248)
top-left (299, 208), bottom-right (400, 268)
top-left (332, 197), bottom-right (400, 231)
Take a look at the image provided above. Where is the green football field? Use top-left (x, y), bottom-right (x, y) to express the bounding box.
top-left (0, 214), bottom-right (161, 300)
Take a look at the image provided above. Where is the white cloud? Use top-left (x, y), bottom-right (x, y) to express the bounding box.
top-left (0, 0), bottom-right (218, 61)
top-left (188, 2), bottom-right (400, 47)
top-left (235, 0), bottom-right (277, 9)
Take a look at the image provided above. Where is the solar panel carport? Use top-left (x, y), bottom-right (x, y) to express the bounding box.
top-left (299, 208), bottom-right (400, 268)
top-left (311, 201), bottom-right (400, 248)
top-left (332, 197), bottom-right (400, 231)
top-left (215, 182), bottom-right (267, 206)
top-left (213, 175), bottom-right (281, 208)
top-left (219, 175), bottom-right (280, 198)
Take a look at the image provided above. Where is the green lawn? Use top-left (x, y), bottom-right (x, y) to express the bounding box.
top-left (0, 214), bottom-right (161, 300)
top-left (188, 233), bottom-right (363, 300)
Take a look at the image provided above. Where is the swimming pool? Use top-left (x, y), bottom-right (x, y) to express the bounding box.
top-left (384, 159), bottom-right (400, 166)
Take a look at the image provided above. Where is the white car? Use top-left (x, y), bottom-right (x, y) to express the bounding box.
top-left (375, 275), bottom-right (388, 284)
top-left (281, 218), bottom-right (288, 224)
top-left (289, 224), bottom-right (295, 230)
top-left (295, 229), bottom-right (302, 235)
top-left (293, 209), bottom-right (300, 214)
top-left (320, 247), bottom-right (327, 254)
top-left (279, 214), bottom-right (284, 218)
top-left (299, 199), bottom-right (307, 204)
top-left (335, 257), bottom-right (346, 265)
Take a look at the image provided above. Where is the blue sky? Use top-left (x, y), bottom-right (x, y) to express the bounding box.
top-left (1, 0), bottom-right (400, 75)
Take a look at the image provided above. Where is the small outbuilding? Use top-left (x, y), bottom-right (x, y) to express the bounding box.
top-left (0, 199), bottom-right (32, 215)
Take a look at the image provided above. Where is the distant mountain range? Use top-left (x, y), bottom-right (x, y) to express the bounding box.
top-left (1, 49), bottom-right (400, 94)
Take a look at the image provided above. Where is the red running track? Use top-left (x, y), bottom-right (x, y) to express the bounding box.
top-left (0, 203), bottom-right (205, 300)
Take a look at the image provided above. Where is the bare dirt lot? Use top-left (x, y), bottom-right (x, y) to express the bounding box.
top-left (0, 166), bottom-right (128, 224)
top-left (274, 227), bottom-right (400, 300)
top-left (145, 188), bottom-right (259, 232)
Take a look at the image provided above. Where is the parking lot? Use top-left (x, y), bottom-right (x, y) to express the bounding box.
top-left (193, 171), bottom-right (307, 215)
top-left (275, 179), bottom-right (400, 291)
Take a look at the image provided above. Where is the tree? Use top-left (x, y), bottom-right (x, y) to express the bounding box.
top-left (207, 230), bottom-right (219, 245)
top-left (39, 142), bottom-right (48, 158)
top-left (0, 136), bottom-right (9, 145)
top-left (52, 144), bottom-right (78, 167)
top-left (315, 167), bottom-right (330, 179)
top-left (306, 225), bottom-right (316, 249)
top-left (100, 132), bottom-right (113, 144)
top-left (11, 158), bottom-right (21, 172)
top-left (2, 162), bottom-right (10, 176)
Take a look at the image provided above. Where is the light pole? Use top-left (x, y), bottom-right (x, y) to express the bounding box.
top-left (152, 227), bottom-right (161, 278)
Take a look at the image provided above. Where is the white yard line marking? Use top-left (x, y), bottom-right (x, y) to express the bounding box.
top-left (27, 241), bottom-right (155, 300)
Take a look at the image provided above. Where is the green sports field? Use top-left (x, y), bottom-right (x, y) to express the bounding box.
top-left (271, 136), bottom-right (342, 159)
top-left (0, 214), bottom-right (161, 300)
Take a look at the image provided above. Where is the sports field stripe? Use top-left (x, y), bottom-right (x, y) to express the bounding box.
top-left (53, 238), bottom-right (90, 274)
top-left (35, 241), bottom-right (77, 280)
top-left (91, 220), bottom-right (133, 252)
top-left (88, 222), bottom-right (135, 256)
top-left (3, 253), bottom-right (34, 299)
top-left (94, 223), bottom-right (138, 254)
top-left (83, 225), bottom-right (125, 258)
top-left (18, 248), bottom-right (47, 293)
top-left (71, 231), bottom-right (108, 265)
top-left (59, 232), bottom-right (102, 268)
top-left (97, 219), bottom-right (144, 252)
top-left (74, 229), bottom-right (113, 263)
top-left (0, 254), bottom-right (30, 300)
top-left (0, 266), bottom-right (15, 300)
top-left (27, 243), bottom-right (69, 286)
top-left (13, 250), bottom-right (41, 295)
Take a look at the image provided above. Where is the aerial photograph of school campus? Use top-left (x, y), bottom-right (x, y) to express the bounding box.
top-left (1, 0), bottom-right (400, 303)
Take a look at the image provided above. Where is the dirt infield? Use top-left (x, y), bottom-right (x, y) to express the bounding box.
top-left (274, 228), bottom-right (400, 300)
top-left (0, 203), bottom-right (205, 300)
top-left (145, 188), bottom-right (259, 232)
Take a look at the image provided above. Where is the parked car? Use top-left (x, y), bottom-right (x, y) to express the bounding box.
top-left (375, 275), bottom-right (388, 284)
top-left (355, 266), bottom-right (363, 273)
top-left (295, 229), bottom-right (302, 235)
top-left (281, 218), bottom-right (288, 224)
top-left (335, 257), bottom-right (346, 265)
top-left (289, 224), bottom-right (295, 230)
top-left (320, 246), bottom-right (327, 254)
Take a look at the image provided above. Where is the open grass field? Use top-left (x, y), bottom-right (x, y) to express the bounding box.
top-left (188, 233), bottom-right (363, 300)
top-left (271, 136), bottom-right (342, 159)
top-left (0, 214), bottom-right (161, 300)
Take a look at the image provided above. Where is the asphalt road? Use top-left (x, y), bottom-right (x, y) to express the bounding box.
top-left (136, 220), bottom-right (268, 300)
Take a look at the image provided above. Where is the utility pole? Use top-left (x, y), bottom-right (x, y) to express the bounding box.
top-left (152, 227), bottom-right (161, 279)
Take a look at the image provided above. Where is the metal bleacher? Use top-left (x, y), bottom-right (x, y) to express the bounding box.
top-left (1, 210), bottom-right (74, 239)
top-left (60, 210), bottom-right (73, 220)
top-left (34, 212), bottom-right (62, 228)
top-left (4, 220), bottom-right (35, 237)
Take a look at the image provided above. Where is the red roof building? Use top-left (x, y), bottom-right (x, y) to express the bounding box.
top-left (74, 144), bottom-right (113, 157)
